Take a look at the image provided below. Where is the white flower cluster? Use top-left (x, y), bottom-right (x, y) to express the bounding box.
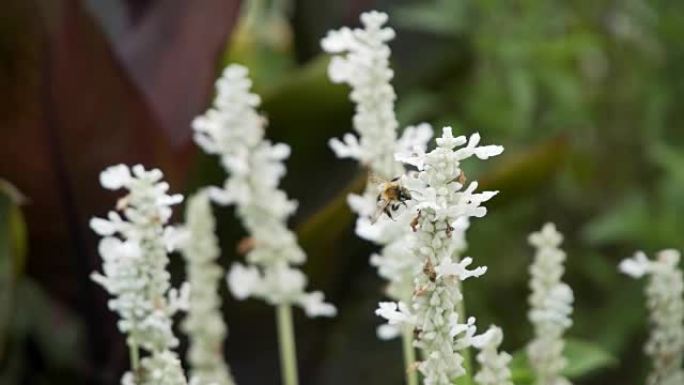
top-left (322, 10), bottom-right (435, 337)
top-left (620, 250), bottom-right (684, 385)
top-left (473, 326), bottom-right (514, 385)
top-left (377, 127), bottom-right (504, 385)
top-left (527, 223), bottom-right (573, 385)
top-left (90, 164), bottom-right (188, 385)
top-left (322, 10), bottom-right (401, 177)
top-left (192, 64), bottom-right (336, 318)
top-left (179, 192), bottom-right (236, 385)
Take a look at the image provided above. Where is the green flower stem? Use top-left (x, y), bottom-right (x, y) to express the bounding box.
top-left (277, 304), bottom-right (299, 385)
top-left (129, 340), bottom-right (140, 380)
top-left (402, 327), bottom-right (418, 385)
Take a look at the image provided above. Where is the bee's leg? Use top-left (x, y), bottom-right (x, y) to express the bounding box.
top-left (384, 206), bottom-right (395, 220)
top-left (391, 203), bottom-right (400, 211)
top-left (401, 200), bottom-right (408, 208)
top-left (376, 193), bottom-right (382, 202)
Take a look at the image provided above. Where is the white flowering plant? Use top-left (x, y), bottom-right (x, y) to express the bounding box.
top-left (192, 65), bottom-right (335, 318)
top-left (375, 127), bottom-right (505, 385)
top-left (90, 164), bottom-right (189, 385)
top-left (78, 7), bottom-right (667, 385)
top-left (620, 250), bottom-right (684, 385)
top-left (191, 63), bottom-right (336, 385)
top-left (527, 223), bottom-right (574, 385)
top-left (178, 192), bottom-right (235, 385)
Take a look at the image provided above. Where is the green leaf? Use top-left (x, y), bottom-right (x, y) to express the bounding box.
top-left (510, 338), bottom-right (617, 384)
top-left (563, 339), bottom-right (618, 377)
top-left (13, 279), bottom-right (85, 369)
top-left (295, 171), bottom-right (366, 282)
top-left (479, 136), bottom-right (569, 207)
top-left (224, 0), bottom-right (296, 93)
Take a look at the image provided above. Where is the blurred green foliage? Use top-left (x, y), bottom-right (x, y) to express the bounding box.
top-left (5, 0), bottom-right (684, 384)
top-left (0, 181), bottom-right (84, 384)
top-left (223, 0), bottom-right (684, 384)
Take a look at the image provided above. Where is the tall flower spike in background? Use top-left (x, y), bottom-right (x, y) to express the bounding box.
top-left (322, 8), bottom-right (436, 307)
top-left (179, 192), bottom-right (235, 385)
top-left (192, 64), bottom-right (336, 385)
top-left (527, 223), bottom-right (574, 385)
top-left (321, 11), bottom-right (434, 384)
top-left (377, 127), bottom-right (504, 385)
top-left (90, 164), bottom-right (188, 385)
top-left (620, 249), bottom-right (684, 385)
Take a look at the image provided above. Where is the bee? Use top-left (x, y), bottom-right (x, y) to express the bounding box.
top-left (370, 174), bottom-right (413, 223)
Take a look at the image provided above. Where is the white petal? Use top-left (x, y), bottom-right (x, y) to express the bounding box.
top-left (100, 164), bottom-right (131, 190)
top-left (90, 217), bottom-right (117, 235)
top-left (227, 263), bottom-right (261, 300)
top-left (298, 291), bottom-right (337, 318)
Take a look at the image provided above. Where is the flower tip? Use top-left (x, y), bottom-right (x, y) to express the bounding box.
top-left (100, 164), bottom-right (131, 190)
top-left (90, 217), bottom-right (116, 235)
top-left (619, 255), bottom-right (649, 278)
top-left (360, 10), bottom-right (389, 28)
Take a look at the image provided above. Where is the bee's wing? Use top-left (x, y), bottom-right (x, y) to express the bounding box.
top-left (370, 199), bottom-right (391, 224)
top-left (367, 172), bottom-right (388, 187)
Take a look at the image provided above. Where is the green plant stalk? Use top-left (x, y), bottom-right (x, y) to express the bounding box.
top-left (129, 340), bottom-right (140, 378)
top-left (402, 327), bottom-right (418, 385)
top-left (277, 304), bottom-right (299, 385)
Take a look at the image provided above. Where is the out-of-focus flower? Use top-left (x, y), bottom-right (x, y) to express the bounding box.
top-left (179, 192), bottom-right (236, 385)
top-left (192, 64), bottom-right (335, 317)
top-left (90, 164), bottom-right (187, 385)
top-left (473, 326), bottom-right (514, 385)
top-left (139, 350), bottom-right (189, 385)
top-left (322, 11), bottom-right (434, 339)
top-left (527, 223), bottom-right (573, 385)
top-left (322, 10), bottom-right (401, 177)
top-left (620, 249), bottom-right (684, 385)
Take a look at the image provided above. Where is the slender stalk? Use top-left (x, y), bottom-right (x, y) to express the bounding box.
top-left (276, 304), bottom-right (299, 385)
top-left (129, 340), bottom-right (140, 377)
top-left (402, 327), bottom-right (418, 385)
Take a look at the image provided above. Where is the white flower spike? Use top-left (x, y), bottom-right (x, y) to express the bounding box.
top-left (90, 164), bottom-right (187, 385)
top-left (527, 223), bottom-right (573, 385)
top-left (620, 249), bottom-right (684, 385)
top-left (179, 192), bottom-right (236, 385)
top-left (473, 326), bottom-right (514, 385)
top-left (322, 10), bottom-right (435, 336)
top-left (375, 127), bottom-right (503, 385)
top-left (192, 64), bottom-right (335, 317)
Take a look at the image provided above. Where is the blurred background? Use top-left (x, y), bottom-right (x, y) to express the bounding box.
top-left (2, 0), bottom-right (684, 384)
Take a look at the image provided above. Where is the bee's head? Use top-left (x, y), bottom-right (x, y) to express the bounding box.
top-left (399, 187), bottom-right (412, 201)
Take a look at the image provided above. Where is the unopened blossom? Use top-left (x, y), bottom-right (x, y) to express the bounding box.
top-left (620, 249), bottom-right (684, 385)
top-left (90, 164), bottom-right (188, 384)
top-left (527, 223), bottom-right (573, 385)
top-left (192, 64), bottom-right (335, 317)
top-left (179, 192), bottom-right (236, 385)
top-left (473, 326), bottom-right (514, 385)
top-left (322, 11), bottom-right (434, 337)
top-left (376, 127), bottom-right (504, 385)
